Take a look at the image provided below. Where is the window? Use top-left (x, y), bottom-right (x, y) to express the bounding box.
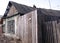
top-left (7, 20), bottom-right (15, 34)
top-left (2, 24), bottom-right (5, 33)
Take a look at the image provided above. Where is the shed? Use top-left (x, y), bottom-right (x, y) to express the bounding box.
top-left (2, 1), bottom-right (60, 43)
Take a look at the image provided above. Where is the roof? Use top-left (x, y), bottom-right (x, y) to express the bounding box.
top-left (37, 8), bottom-right (60, 22)
top-left (3, 1), bottom-right (36, 18)
top-left (10, 1), bottom-right (36, 14)
top-left (3, 1), bottom-right (60, 19)
top-left (37, 8), bottom-right (60, 17)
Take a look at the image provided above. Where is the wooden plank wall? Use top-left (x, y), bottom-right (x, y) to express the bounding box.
top-left (37, 15), bottom-right (42, 43)
top-left (56, 20), bottom-right (60, 43)
top-left (7, 5), bottom-right (18, 16)
top-left (43, 20), bottom-right (60, 43)
top-left (18, 10), bottom-right (37, 43)
top-left (52, 21), bottom-right (58, 43)
top-left (44, 21), bottom-right (55, 43)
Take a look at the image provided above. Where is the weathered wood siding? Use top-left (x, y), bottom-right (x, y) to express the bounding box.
top-left (37, 11), bottom-right (60, 43)
top-left (42, 20), bottom-right (60, 43)
top-left (7, 5), bottom-right (18, 16)
top-left (3, 4), bottom-right (38, 43)
top-left (56, 20), bottom-right (60, 43)
top-left (18, 10), bottom-right (37, 43)
top-left (37, 13), bottom-right (44, 43)
top-left (44, 21), bottom-right (55, 43)
top-left (52, 21), bottom-right (58, 43)
top-left (3, 5), bottom-right (19, 37)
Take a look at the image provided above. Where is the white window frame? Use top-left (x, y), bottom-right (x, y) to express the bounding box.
top-left (4, 16), bottom-right (16, 37)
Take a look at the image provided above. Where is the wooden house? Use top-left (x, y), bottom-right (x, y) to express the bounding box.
top-left (0, 16), bottom-right (3, 33)
top-left (2, 1), bottom-right (60, 43)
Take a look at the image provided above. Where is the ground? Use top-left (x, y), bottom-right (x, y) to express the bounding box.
top-left (0, 34), bottom-right (21, 43)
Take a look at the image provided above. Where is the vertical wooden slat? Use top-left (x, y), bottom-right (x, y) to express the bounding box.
top-left (43, 21), bottom-right (58, 43)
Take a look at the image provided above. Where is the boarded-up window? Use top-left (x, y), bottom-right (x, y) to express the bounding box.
top-left (7, 20), bottom-right (15, 34)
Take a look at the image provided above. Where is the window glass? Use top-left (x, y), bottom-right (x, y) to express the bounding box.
top-left (2, 24), bottom-right (5, 33)
top-left (7, 20), bottom-right (15, 34)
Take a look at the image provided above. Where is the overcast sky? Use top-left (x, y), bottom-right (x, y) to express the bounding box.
top-left (0, 0), bottom-right (60, 15)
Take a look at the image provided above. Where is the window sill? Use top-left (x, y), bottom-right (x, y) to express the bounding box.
top-left (3, 33), bottom-right (19, 39)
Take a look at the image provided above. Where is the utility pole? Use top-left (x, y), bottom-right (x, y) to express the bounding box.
top-left (49, 0), bottom-right (51, 9)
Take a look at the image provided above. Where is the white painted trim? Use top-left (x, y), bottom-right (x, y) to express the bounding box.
top-left (35, 10), bottom-right (38, 43)
top-left (32, 10), bottom-right (38, 43)
top-left (4, 15), bottom-right (19, 37)
top-left (4, 33), bottom-right (19, 39)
